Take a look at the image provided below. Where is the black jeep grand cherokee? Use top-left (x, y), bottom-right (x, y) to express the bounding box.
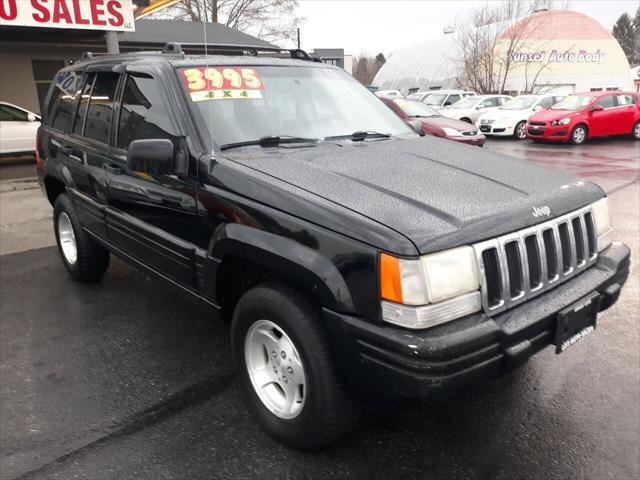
top-left (36, 44), bottom-right (629, 449)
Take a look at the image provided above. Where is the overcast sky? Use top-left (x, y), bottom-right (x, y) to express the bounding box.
top-left (292, 0), bottom-right (639, 55)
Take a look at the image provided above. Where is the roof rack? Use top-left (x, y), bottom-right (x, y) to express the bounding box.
top-left (161, 42), bottom-right (321, 62)
top-left (77, 43), bottom-right (322, 64)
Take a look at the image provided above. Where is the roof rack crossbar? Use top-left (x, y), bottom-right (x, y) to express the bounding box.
top-left (160, 42), bottom-right (319, 62)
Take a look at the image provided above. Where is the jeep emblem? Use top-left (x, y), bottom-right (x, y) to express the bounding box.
top-left (532, 206), bottom-right (551, 217)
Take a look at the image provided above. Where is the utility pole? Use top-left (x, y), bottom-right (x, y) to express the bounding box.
top-left (297, 28), bottom-right (300, 49)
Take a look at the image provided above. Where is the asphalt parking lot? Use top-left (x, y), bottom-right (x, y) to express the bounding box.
top-left (1, 138), bottom-right (639, 480)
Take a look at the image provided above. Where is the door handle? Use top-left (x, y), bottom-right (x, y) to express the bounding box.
top-left (59, 146), bottom-right (83, 163)
top-left (104, 164), bottom-right (123, 175)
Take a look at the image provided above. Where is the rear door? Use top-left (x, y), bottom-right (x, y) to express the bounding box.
top-left (614, 93), bottom-right (638, 134)
top-left (104, 69), bottom-right (199, 289)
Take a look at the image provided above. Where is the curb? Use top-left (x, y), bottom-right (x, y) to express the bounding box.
top-left (0, 177), bottom-right (40, 193)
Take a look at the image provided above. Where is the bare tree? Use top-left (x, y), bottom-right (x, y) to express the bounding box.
top-left (153, 0), bottom-right (302, 45)
top-left (454, 0), bottom-right (565, 94)
top-left (352, 53), bottom-right (386, 85)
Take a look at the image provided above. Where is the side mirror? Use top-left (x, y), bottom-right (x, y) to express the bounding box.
top-left (589, 104), bottom-right (604, 112)
top-left (533, 105), bottom-right (543, 112)
top-left (406, 119), bottom-right (425, 136)
top-left (27, 113), bottom-right (38, 122)
top-left (127, 139), bottom-right (175, 175)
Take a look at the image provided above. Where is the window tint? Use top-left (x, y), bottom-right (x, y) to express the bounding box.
top-left (46, 71), bottom-right (82, 131)
top-left (595, 95), bottom-right (614, 108)
top-left (83, 73), bottom-right (119, 143)
top-left (537, 97), bottom-right (556, 109)
top-left (117, 75), bottom-right (179, 149)
top-left (73, 73), bottom-right (95, 135)
top-left (616, 94), bottom-right (637, 106)
top-left (0, 104), bottom-right (29, 121)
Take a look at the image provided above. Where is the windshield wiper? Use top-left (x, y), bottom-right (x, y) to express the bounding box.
top-left (325, 131), bottom-right (392, 142)
top-left (220, 135), bottom-right (319, 151)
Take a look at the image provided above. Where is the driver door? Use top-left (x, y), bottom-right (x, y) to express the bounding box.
top-left (105, 70), bottom-right (200, 289)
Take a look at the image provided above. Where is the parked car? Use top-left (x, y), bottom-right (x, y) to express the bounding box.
top-left (374, 89), bottom-right (402, 97)
top-left (380, 96), bottom-right (485, 146)
top-left (37, 44), bottom-right (629, 449)
top-left (526, 91), bottom-right (640, 144)
top-left (410, 89), bottom-right (476, 109)
top-left (477, 94), bottom-right (565, 139)
top-left (441, 94), bottom-right (512, 124)
top-left (0, 102), bottom-right (41, 157)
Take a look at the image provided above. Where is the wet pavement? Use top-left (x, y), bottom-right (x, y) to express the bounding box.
top-left (0, 138), bottom-right (639, 480)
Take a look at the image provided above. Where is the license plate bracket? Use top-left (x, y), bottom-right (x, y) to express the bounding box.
top-left (555, 291), bottom-right (600, 354)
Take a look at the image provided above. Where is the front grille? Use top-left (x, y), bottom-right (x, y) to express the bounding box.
top-left (527, 128), bottom-right (545, 136)
top-left (462, 130), bottom-right (478, 136)
top-left (529, 121), bottom-right (546, 126)
top-left (473, 206), bottom-right (598, 315)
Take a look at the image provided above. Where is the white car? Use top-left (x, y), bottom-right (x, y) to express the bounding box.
top-left (374, 89), bottom-right (402, 98)
top-left (409, 90), bottom-right (476, 110)
top-left (476, 94), bottom-right (565, 139)
top-left (0, 102), bottom-right (40, 156)
top-left (441, 95), bottom-right (512, 124)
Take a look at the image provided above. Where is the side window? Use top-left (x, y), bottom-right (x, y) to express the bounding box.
top-left (595, 95), bottom-right (614, 109)
top-left (481, 97), bottom-right (499, 108)
top-left (45, 71), bottom-right (82, 131)
top-left (447, 94), bottom-right (460, 105)
top-left (0, 104), bottom-right (29, 121)
top-left (616, 94), bottom-right (636, 106)
top-left (83, 72), bottom-right (119, 144)
top-left (72, 73), bottom-right (95, 136)
top-left (117, 75), bottom-right (179, 149)
top-left (498, 97), bottom-right (508, 105)
top-left (537, 97), bottom-right (555, 109)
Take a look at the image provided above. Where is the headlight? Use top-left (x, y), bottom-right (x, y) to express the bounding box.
top-left (551, 117), bottom-right (571, 126)
top-left (379, 247), bottom-right (481, 329)
top-left (441, 127), bottom-right (463, 137)
top-left (591, 197), bottom-right (612, 252)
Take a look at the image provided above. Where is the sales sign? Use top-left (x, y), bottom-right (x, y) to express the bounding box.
top-left (181, 67), bottom-right (264, 102)
top-left (0, 0), bottom-right (135, 31)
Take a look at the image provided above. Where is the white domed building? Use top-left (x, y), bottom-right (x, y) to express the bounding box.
top-left (373, 10), bottom-right (634, 95)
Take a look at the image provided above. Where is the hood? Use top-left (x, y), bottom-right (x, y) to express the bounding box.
top-left (221, 136), bottom-right (603, 255)
top-left (529, 109), bottom-right (581, 123)
top-left (417, 116), bottom-right (476, 132)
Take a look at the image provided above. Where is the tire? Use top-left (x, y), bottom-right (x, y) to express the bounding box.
top-left (231, 283), bottom-right (359, 449)
top-left (570, 124), bottom-right (588, 145)
top-left (632, 120), bottom-right (640, 140)
top-left (53, 194), bottom-right (109, 282)
top-left (514, 120), bottom-right (527, 140)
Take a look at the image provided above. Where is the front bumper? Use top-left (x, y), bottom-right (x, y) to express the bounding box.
top-left (478, 123), bottom-right (515, 136)
top-left (324, 242), bottom-right (630, 399)
top-left (526, 124), bottom-right (570, 141)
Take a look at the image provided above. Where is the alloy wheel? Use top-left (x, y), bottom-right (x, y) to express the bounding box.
top-left (57, 212), bottom-right (77, 265)
top-left (634, 122), bottom-right (640, 139)
top-left (516, 121), bottom-right (526, 139)
top-left (244, 319), bottom-right (306, 419)
top-left (573, 127), bottom-right (586, 144)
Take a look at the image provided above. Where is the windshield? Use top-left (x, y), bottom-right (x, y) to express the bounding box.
top-left (551, 95), bottom-right (593, 111)
top-left (393, 98), bottom-right (440, 117)
top-left (448, 97), bottom-right (479, 109)
top-left (501, 96), bottom-right (537, 110)
top-left (179, 65), bottom-right (412, 148)
top-left (424, 93), bottom-right (447, 106)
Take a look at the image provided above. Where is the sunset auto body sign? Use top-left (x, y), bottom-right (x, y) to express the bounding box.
top-left (0, 0), bottom-right (135, 31)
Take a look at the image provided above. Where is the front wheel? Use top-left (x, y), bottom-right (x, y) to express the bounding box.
top-left (231, 284), bottom-right (359, 449)
top-left (632, 120), bottom-right (640, 140)
top-left (514, 120), bottom-right (527, 140)
top-left (570, 125), bottom-right (588, 145)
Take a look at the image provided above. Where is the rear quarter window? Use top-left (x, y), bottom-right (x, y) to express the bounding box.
top-left (45, 71), bottom-right (82, 131)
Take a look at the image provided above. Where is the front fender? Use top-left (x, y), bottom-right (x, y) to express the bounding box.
top-left (209, 223), bottom-right (355, 312)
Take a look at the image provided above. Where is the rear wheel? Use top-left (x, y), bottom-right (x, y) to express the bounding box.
top-left (632, 120), bottom-right (640, 140)
top-left (53, 194), bottom-right (109, 282)
top-left (514, 120), bottom-right (527, 139)
top-left (570, 125), bottom-right (588, 145)
top-left (231, 283), bottom-right (358, 449)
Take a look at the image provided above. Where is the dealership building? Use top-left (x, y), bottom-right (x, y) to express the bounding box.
top-left (0, 0), bottom-right (273, 115)
top-left (374, 9), bottom-right (635, 95)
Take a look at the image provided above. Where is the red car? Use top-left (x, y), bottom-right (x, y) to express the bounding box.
top-left (526, 91), bottom-right (640, 145)
top-left (380, 96), bottom-right (486, 146)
